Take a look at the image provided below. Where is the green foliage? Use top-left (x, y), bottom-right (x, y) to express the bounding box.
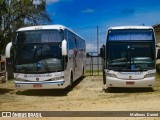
top-left (0, 0), bottom-right (51, 54)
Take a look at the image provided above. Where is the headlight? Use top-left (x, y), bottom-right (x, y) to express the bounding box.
top-left (144, 73), bottom-right (155, 78)
top-left (106, 73), bottom-right (117, 78)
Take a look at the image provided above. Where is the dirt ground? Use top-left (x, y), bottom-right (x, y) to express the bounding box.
top-left (0, 74), bottom-right (160, 120)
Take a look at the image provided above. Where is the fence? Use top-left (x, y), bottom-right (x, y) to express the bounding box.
top-left (86, 52), bottom-right (103, 76)
top-left (0, 55), bottom-right (6, 82)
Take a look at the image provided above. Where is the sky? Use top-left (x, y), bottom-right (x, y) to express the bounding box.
top-left (46, 0), bottom-right (160, 52)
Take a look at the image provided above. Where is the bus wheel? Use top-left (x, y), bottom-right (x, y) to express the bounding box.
top-left (103, 69), bottom-right (106, 85)
top-left (82, 66), bottom-right (85, 76)
top-left (105, 87), bottom-right (112, 93)
top-left (81, 66), bottom-right (85, 79)
top-left (65, 72), bottom-right (73, 91)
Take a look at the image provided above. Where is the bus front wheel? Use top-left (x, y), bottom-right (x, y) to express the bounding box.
top-left (65, 72), bottom-right (73, 91)
top-left (103, 69), bottom-right (106, 85)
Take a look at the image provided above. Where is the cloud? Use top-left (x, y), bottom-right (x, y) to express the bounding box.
top-left (81, 9), bottom-right (95, 13)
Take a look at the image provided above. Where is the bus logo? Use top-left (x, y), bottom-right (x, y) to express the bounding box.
top-left (36, 78), bottom-right (39, 81)
top-left (120, 72), bottom-right (141, 75)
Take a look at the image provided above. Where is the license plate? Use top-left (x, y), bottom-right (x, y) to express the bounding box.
top-left (126, 81), bottom-right (135, 85)
top-left (33, 84), bottom-right (42, 88)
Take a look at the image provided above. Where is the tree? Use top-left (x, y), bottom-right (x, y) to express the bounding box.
top-left (0, 0), bottom-right (51, 54)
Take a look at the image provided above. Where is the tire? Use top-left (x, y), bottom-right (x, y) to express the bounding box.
top-left (103, 69), bottom-right (106, 85)
top-left (105, 87), bottom-right (112, 93)
top-left (65, 72), bottom-right (73, 91)
top-left (82, 66), bottom-right (85, 76)
top-left (81, 66), bottom-right (85, 80)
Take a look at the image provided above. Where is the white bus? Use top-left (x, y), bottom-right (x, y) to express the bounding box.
top-left (100, 26), bottom-right (156, 89)
top-left (6, 25), bottom-right (86, 90)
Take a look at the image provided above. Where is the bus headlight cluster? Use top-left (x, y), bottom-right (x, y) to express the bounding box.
top-left (51, 76), bottom-right (64, 81)
top-left (144, 73), bottom-right (155, 78)
top-left (106, 73), bottom-right (117, 78)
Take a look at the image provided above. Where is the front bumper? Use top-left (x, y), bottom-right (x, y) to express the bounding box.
top-left (14, 79), bottom-right (66, 89)
top-left (105, 76), bottom-right (155, 88)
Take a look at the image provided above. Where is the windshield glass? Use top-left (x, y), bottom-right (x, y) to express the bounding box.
top-left (16, 30), bottom-right (63, 43)
top-left (14, 43), bottom-right (63, 73)
top-left (14, 30), bottom-right (63, 73)
top-left (107, 42), bottom-right (155, 71)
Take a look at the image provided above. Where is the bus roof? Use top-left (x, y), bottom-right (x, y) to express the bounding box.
top-left (108, 26), bottom-right (153, 30)
top-left (17, 25), bottom-right (67, 31)
top-left (17, 24), bottom-right (84, 40)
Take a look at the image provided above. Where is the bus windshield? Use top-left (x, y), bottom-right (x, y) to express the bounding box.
top-left (107, 42), bottom-right (155, 71)
top-left (107, 29), bottom-right (155, 71)
top-left (14, 30), bottom-right (63, 73)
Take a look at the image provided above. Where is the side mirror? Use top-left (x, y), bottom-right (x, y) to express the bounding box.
top-left (157, 49), bottom-right (160, 59)
top-left (100, 44), bottom-right (105, 59)
top-left (5, 42), bottom-right (12, 58)
top-left (62, 39), bottom-right (67, 56)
